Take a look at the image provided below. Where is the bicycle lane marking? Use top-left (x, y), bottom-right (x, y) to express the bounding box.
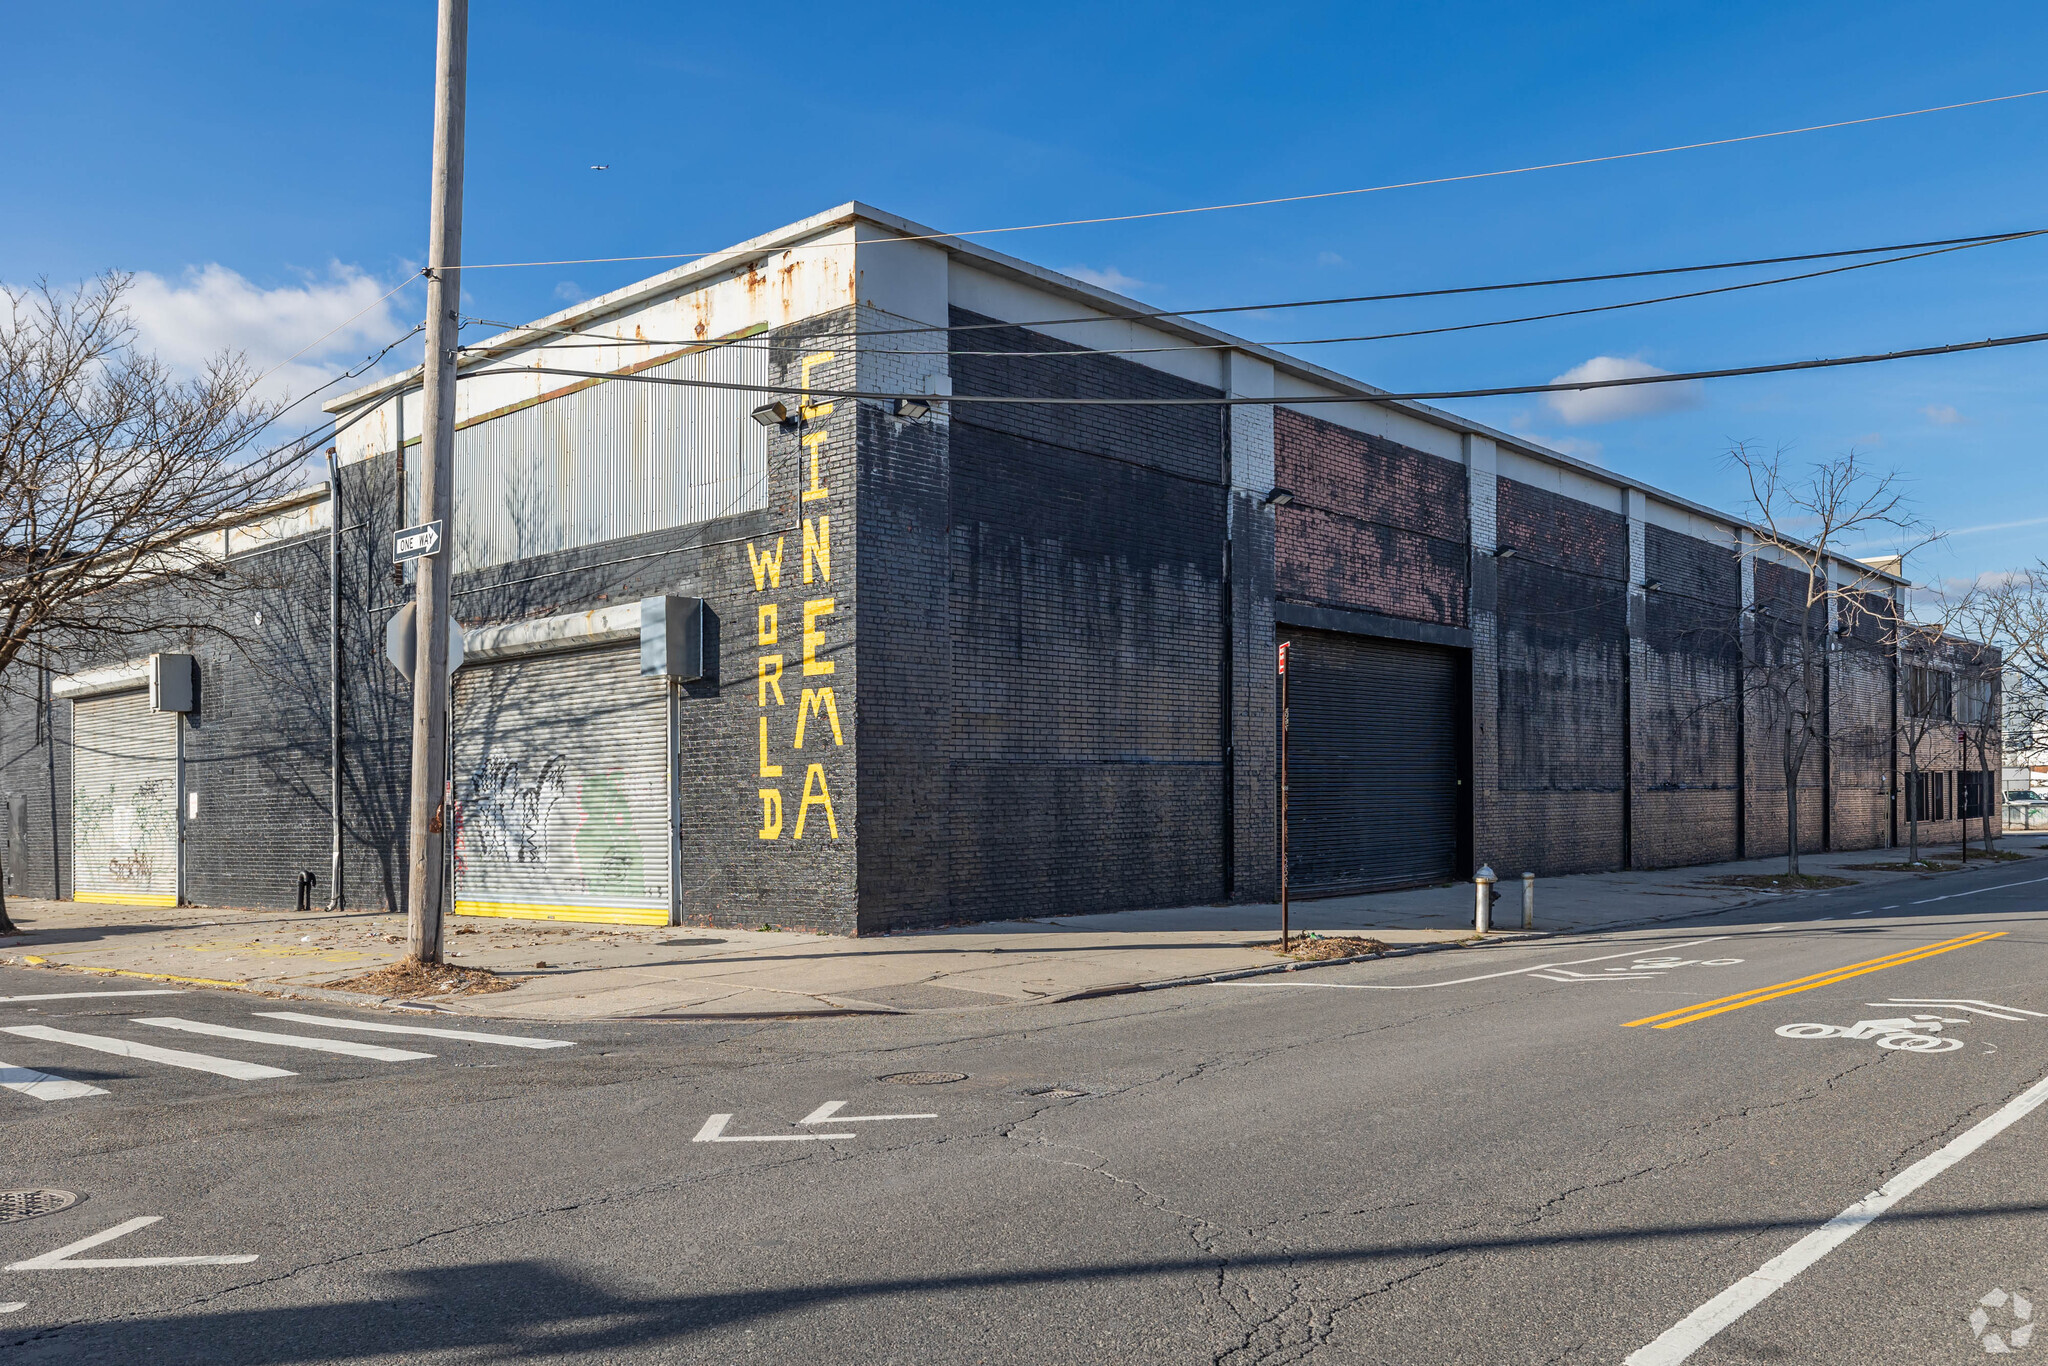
top-left (1622, 932), bottom-right (2005, 1030)
top-left (1625, 1063), bottom-right (2048, 1365)
top-left (1210, 936), bottom-right (1738, 992)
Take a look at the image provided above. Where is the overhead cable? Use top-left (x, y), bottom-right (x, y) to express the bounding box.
top-left (456, 232), bottom-right (2038, 361)
top-left (490, 325), bottom-right (2048, 408)
top-left (447, 88), bottom-right (2048, 272)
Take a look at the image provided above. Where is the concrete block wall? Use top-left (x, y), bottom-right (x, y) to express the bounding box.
top-left (0, 672), bottom-right (69, 902)
top-left (179, 537), bottom-right (338, 908)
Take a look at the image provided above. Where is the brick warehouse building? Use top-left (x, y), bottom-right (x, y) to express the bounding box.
top-left (0, 204), bottom-right (2001, 933)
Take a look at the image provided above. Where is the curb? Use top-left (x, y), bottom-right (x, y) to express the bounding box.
top-left (0, 856), bottom-right (2019, 1021)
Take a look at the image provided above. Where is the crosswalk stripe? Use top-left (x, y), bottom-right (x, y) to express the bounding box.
top-left (0, 1061), bottom-right (108, 1101)
top-left (252, 1011), bottom-right (574, 1049)
top-left (135, 1018), bottom-right (433, 1062)
top-left (0, 1025), bottom-right (295, 1080)
top-left (0, 990), bottom-right (185, 1003)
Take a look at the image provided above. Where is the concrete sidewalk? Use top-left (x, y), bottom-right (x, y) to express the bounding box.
top-left (3, 835), bottom-right (2040, 1019)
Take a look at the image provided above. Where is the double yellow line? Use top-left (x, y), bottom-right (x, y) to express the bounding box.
top-left (1623, 931), bottom-right (2006, 1029)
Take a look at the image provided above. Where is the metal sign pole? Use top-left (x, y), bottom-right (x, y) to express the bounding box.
top-left (1278, 640), bottom-right (1290, 950)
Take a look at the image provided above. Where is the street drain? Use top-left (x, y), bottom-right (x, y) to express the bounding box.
top-left (880, 1071), bottom-right (967, 1085)
top-left (0, 1190), bottom-right (77, 1222)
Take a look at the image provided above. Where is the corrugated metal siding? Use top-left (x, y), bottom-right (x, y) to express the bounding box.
top-left (71, 689), bottom-right (180, 907)
top-left (433, 342), bottom-right (769, 574)
top-left (451, 646), bottom-right (672, 925)
top-left (1281, 628), bottom-right (1461, 893)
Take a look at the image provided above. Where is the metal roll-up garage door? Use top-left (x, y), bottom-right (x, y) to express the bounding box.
top-left (452, 644), bottom-right (673, 925)
top-left (1280, 627), bottom-right (1462, 893)
top-left (72, 688), bottom-right (181, 906)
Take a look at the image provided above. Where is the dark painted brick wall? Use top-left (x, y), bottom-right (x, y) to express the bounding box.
top-left (931, 308), bottom-right (1229, 925)
top-left (1491, 479), bottom-right (1627, 875)
top-left (1636, 525), bottom-right (1742, 868)
top-left (1272, 409), bottom-right (1468, 625)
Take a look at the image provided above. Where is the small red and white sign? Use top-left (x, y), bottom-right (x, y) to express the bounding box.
top-left (1277, 641), bottom-right (1290, 675)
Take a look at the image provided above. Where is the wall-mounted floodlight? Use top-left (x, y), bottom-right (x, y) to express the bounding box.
top-left (1262, 488), bottom-right (1295, 507)
top-left (750, 401), bottom-right (791, 427)
top-left (893, 396), bottom-right (932, 422)
top-left (1641, 579), bottom-right (1662, 592)
top-left (1495, 546), bottom-right (1519, 560)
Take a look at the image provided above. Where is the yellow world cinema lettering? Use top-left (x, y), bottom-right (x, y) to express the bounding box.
top-left (795, 688), bottom-right (842, 748)
top-left (802, 517), bottom-right (830, 583)
top-left (799, 351), bottom-right (835, 502)
top-left (794, 763), bottom-right (838, 839)
top-left (747, 537), bottom-right (784, 591)
top-left (802, 599), bottom-right (835, 675)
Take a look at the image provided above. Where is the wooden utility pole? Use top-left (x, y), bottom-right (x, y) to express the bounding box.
top-left (406, 0), bottom-right (467, 965)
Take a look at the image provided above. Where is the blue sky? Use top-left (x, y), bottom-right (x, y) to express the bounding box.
top-left (7, 1), bottom-right (2045, 586)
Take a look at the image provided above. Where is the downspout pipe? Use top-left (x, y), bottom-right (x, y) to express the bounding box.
top-left (326, 448), bottom-right (345, 913)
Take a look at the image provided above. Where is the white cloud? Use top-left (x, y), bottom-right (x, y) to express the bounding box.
top-left (121, 262), bottom-right (413, 407)
top-left (1063, 265), bottom-right (1148, 295)
top-left (553, 280), bottom-right (587, 303)
top-left (1922, 403), bottom-right (1969, 425)
top-left (1542, 355), bottom-right (1704, 426)
top-left (1316, 250), bottom-right (1347, 267)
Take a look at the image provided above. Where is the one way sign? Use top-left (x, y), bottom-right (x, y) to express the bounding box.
top-left (394, 520), bottom-right (443, 562)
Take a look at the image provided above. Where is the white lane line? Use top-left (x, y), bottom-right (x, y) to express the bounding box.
top-left (1625, 1065), bottom-right (2048, 1365)
top-left (0, 1302), bottom-right (22, 1312)
top-left (1849, 909), bottom-right (1879, 916)
top-left (1213, 937), bottom-right (1734, 991)
top-left (1880, 998), bottom-right (2048, 1021)
top-left (0, 990), bottom-right (185, 1003)
top-left (0, 1061), bottom-right (107, 1102)
top-left (6, 1216), bottom-right (256, 1270)
top-left (1909, 874), bottom-right (2048, 906)
top-left (251, 1011), bottom-right (572, 1049)
top-left (136, 1018), bottom-right (431, 1062)
top-left (798, 1100), bottom-right (939, 1124)
top-left (0, 1025), bottom-right (295, 1080)
top-left (692, 1113), bottom-right (855, 1142)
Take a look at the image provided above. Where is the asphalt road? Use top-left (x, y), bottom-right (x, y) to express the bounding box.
top-left (3, 863), bottom-right (2048, 1364)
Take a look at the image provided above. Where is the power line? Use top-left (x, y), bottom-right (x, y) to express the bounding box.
top-left (457, 232), bottom-right (2038, 362)
top-left (449, 88), bottom-right (2048, 272)
top-left (455, 227), bottom-right (2045, 353)
top-left (490, 325), bottom-right (2048, 408)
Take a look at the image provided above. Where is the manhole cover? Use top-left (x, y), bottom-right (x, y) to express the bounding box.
top-left (0, 1190), bottom-right (77, 1222)
top-left (880, 1071), bottom-right (967, 1085)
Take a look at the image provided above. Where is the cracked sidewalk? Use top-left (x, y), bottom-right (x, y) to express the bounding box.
top-left (0, 836), bottom-right (2035, 1019)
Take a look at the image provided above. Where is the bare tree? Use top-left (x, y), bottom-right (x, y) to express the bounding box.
top-left (1961, 566), bottom-right (2048, 837)
top-left (1731, 443), bottom-right (1932, 877)
top-left (0, 275), bottom-right (302, 930)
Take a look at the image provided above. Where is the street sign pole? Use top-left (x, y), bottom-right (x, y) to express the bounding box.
top-left (405, 0), bottom-right (467, 968)
top-left (1277, 640), bottom-right (1290, 950)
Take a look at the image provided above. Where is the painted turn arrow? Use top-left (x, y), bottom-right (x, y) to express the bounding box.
top-left (692, 1113), bottom-right (855, 1143)
top-left (6, 1216), bottom-right (256, 1270)
top-left (799, 1101), bottom-right (938, 1124)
